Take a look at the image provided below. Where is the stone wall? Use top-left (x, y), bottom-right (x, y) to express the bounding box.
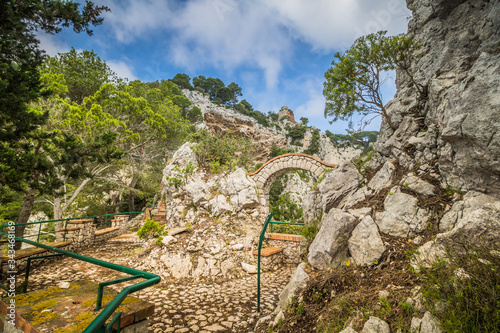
top-left (0, 214), bottom-right (142, 281)
top-left (263, 233), bottom-right (305, 265)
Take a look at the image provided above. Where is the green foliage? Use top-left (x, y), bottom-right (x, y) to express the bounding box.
top-left (233, 100), bottom-right (269, 127)
top-left (312, 169), bottom-right (334, 190)
top-left (419, 242), bottom-right (500, 332)
top-left (269, 143), bottom-right (291, 158)
top-left (44, 48), bottom-right (120, 103)
top-left (270, 193), bottom-right (303, 223)
top-left (268, 111), bottom-right (279, 122)
top-left (353, 149), bottom-right (375, 173)
top-left (170, 73), bottom-right (193, 90)
top-left (191, 130), bottom-right (253, 172)
top-left (0, 0), bottom-right (109, 190)
top-left (299, 117), bottom-right (309, 125)
top-left (325, 130), bottom-right (378, 153)
top-left (184, 106), bottom-right (203, 124)
top-left (287, 124), bottom-right (307, 145)
top-left (301, 217), bottom-right (320, 240)
top-left (39, 222), bottom-right (56, 243)
top-left (304, 128), bottom-right (320, 156)
top-left (251, 163), bottom-right (263, 173)
top-left (137, 219), bottom-right (165, 239)
top-left (323, 31), bottom-right (418, 131)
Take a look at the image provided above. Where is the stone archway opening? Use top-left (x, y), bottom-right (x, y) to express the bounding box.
top-left (248, 153), bottom-right (338, 209)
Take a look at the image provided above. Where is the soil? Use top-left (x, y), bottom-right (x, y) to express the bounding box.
top-left (256, 234), bottom-right (423, 333)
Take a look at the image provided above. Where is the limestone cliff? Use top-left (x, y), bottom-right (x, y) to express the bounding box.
top-left (376, 0), bottom-right (500, 197)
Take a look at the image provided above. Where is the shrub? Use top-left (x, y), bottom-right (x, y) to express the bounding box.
top-left (191, 129), bottom-right (253, 172)
top-left (137, 218), bottom-right (164, 239)
top-left (420, 241), bottom-right (500, 333)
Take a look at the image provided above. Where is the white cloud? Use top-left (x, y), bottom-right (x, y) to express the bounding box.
top-left (37, 33), bottom-right (70, 56)
top-left (102, 0), bottom-right (409, 89)
top-left (107, 60), bottom-right (138, 81)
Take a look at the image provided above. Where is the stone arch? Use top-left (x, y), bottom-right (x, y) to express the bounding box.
top-left (248, 153), bottom-right (337, 205)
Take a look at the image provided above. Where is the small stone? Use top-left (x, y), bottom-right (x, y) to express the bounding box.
top-left (241, 262), bottom-right (259, 274)
top-left (59, 281), bottom-right (70, 289)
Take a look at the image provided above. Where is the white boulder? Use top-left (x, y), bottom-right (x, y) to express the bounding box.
top-left (348, 216), bottom-right (385, 266)
top-left (308, 209), bottom-right (358, 270)
top-left (375, 187), bottom-right (429, 237)
top-left (220, 168), bottom-right (259, 210)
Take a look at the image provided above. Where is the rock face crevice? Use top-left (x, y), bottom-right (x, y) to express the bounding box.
top-left (376, 0), bottom-right (500, 198)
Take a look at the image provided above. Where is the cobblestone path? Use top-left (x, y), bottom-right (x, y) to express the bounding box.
top-left (23, 241), bottom-right (293, 332)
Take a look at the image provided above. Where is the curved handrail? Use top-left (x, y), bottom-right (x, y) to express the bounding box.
top-left (1, 234), bottom-right (161, 333)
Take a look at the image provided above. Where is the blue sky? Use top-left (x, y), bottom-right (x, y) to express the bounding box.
top-left (38, 0), bottom-right (411, 134)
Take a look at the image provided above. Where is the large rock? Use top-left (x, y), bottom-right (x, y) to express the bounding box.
top-left (320, 161), bottom-right (362, 213)
top-left (367, 160), bottom-right (396, 192)
top-left (375, 187), bottom-right (430, 237)
top-left (219, 168), bottom-right (259, 210)
top-left (208, 195), bottom-right (233, 217)
top-left (185, 174), bottom-right (211, 206)
top-left (361, 316), bottom-right (390, 333)
top-left (277, 263), bottom-right (310, 310)
top-left (170, 141), bottom-right (198, 169)
top-left (402, 173), bottom-right (435, 197)
top-left (318, 135), bottom-right (362, 165)
top-left (440, 191), bottom-right (498, 231)
top-left (413, 193), bottom-right (500, 268)
top-left (162, 253), bottom-right (193, 279)
top-left (308, 209), bottom-right (358, 270)
top-left (419, 311), bottom-right (442, 333)
top-left (302, 191), bottom-right (322, 225)
top-left (348, 216), bottom-right (385, 267)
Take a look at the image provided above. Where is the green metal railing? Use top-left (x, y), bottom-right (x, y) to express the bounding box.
top-left (256, 214), bottom-right (305, 312)
top-left (0, 233), bottom-right (161, 333)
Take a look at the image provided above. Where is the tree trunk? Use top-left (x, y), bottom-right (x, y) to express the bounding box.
top-left (14, 187), bottom-right (37, 250)
top-left (381, 106), bottom-right (397, 131)
top-left (53, 194), bottom-right (64, 235)
top-left (127, 174), bottom-right (139, 213)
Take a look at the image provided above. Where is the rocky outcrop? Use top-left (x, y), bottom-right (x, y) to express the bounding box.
top-left (348, 216), bottom-right (385, 267)
top-left (307, 209), bottom-right (358, 270)
top-left (413, 191), bottom-right (500, 268)
top-left (375, 186), bottom-right (430, 237)
top-left (302, 191), bottom-right (322, 225)
top-left (320, 161), bottom-right (362, 213)
top-left (219, 168), bottom-right (259, 210)
top-left (361, 317), bottom-right (390, 333)
top-left (277, 263), bottom-right (309, 310)
top-left (185, 174), bottom-right (211, 206)
top-left (183, 90), bottom-right (286, 163)
top-left (375, 0), bottom-right (500, 198)
top-left (317, 135), bottom-right (363, 165)
top-left (367, 160), bottom-right (396, 192)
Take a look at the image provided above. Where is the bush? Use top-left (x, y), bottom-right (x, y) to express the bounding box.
top-left (137, 219), bottom-right (165, 239)
top-left (420, 241), bottom-right (500, 333)
top-left (287, 124), bottom-right (307, 145)
top-left (191, 130), bottom-right (253, 172)
top-left (270, 193), bottom-right (303, 223)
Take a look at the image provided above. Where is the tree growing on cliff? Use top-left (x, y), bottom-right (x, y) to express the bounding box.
top-left (323, 31), bottom-right (418, 131)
